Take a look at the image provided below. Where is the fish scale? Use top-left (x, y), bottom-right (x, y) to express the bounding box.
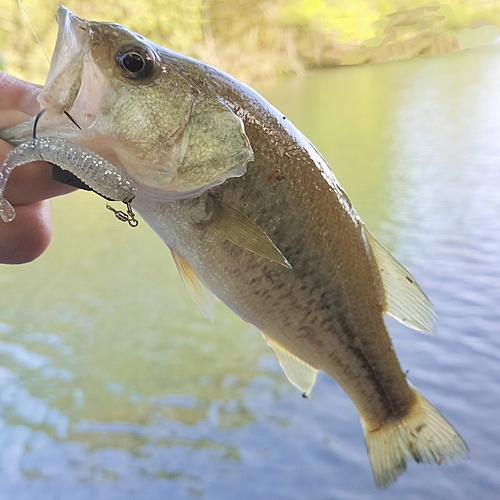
top-left (141, 164), bottom-right (413, 424)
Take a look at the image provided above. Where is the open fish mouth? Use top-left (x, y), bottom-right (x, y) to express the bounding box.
top-left (38, 6), bottom-right (90, 116)
top-left (48, 7), bottom-right (88, 84)
top-left (45, 6), bottom-right (120, 138)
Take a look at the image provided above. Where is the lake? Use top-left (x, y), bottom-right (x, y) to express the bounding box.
top-left (1, 43), bottom-right (500, 499)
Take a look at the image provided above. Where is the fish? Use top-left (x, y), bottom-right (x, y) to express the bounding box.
top-left (0, 6), bottom-right (468, 488)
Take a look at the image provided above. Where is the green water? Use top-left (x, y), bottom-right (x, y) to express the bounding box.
top-left (1, 45), bottom-right (500, 499)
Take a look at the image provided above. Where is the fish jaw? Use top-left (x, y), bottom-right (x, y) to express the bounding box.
top-left (36, 6), bottom-right (111, 139)
top-left (38, 6), bottom-right (88, 115)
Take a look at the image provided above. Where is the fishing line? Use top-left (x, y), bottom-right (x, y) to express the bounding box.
top-left (17, 0), bottom-right (50, 65)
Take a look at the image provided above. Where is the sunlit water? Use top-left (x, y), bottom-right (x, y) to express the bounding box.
top-left (1, 45), bottom-right (500, 499)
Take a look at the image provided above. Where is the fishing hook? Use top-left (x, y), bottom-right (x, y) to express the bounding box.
top-left (32, 109), bottom-right (81, 139)
top-left (32, 108), bottom-right (46, 139)
top-left (64, 110), bottom-right (82, 130)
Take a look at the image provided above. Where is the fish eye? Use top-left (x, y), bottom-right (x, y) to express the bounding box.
top-left (116, 45), bottom-right (156, 80)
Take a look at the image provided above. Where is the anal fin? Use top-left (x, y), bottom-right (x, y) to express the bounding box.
top-left (261, 332), bottom-right (318, 397)
top-left (171, 249), bottom-right (215, 322)
top-left (364, 227), bottom-right (436, 333)
top-left (211, 203), bottom-right (292, 269)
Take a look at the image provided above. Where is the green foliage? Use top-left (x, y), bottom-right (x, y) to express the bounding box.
top-left (0, 0), bottom-right (203, 83)
top-left (279, 0), bottom-right (381, 41)
top-left (1, 0), bottom-right (500, 84)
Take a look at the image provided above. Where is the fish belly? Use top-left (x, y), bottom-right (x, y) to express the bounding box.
top-left (134, 179), bottom-right (414, 428)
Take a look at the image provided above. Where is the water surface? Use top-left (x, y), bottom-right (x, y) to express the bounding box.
top-left (1, 45), bottom-right (500, 499)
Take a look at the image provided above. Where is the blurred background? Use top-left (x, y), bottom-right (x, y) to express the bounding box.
top-left (1, 1), bottom-right (500, 499)
top-left (1, 0), bottom-right (500, 83)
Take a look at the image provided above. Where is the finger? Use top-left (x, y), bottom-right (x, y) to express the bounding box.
top-left (3, 161), bottom-right (76, 205)
top-left (0, 72), bottom-right (41, 115)
top-left (0, 109), bottom-right (32, 130)
top-left (0, 200), bottom-right (52, 264)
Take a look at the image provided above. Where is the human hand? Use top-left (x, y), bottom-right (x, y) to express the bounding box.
top-left (0, 71), bottom-right (75, 264)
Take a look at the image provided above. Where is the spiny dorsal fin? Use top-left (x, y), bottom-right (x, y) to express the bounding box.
top-left (210, 202), bottom-right (292, 269)
top-left (170, 249), bottom-right (215, 322)
top-left (364, 227), bottom-right (435, 333)
top-left (261, 332), bottom-right (318, 397)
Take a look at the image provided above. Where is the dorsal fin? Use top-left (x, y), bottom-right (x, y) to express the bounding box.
top-left (210, 203), bottom-right (292, 269)
top-left (364, 228), bottom-right (435, 333)
top-left (261, 332), bottom-right (318, 397)
top-left (170, 249), bottom-right (215, 322)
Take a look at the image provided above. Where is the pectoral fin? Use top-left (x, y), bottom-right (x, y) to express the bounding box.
top-left (364, 228), bottom-right (435, 333)
top-left (171, 249), bottom-right (215, 322)
top-left (261, 332), bottom-right (318, 397)
top-left (211, 203), bottom-right (292, 269)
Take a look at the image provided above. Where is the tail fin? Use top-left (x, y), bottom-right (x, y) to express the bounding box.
top-left (360, 389), bottom-right (468, 489)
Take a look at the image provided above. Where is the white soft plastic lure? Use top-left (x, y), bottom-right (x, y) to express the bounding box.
top-left (0, 136), bottom-right (136, 222)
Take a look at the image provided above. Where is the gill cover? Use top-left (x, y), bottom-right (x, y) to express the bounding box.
top-left (172, 96), bottom-right (254, 197)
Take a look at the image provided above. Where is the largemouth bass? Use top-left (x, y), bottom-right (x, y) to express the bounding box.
top-left (0, 6), bottom-right (467, 488)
